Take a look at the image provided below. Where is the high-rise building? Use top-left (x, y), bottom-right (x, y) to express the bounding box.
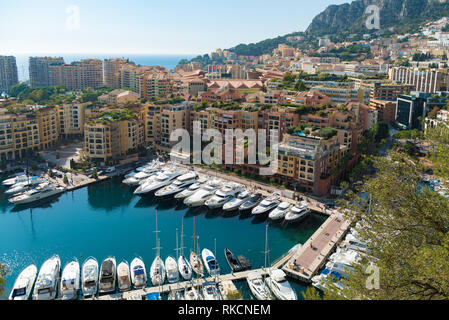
top-left (49, 59), bottom-right (103, 90)
top-left (104, 58), bottom-right (131, 88)
top-left (29, 57), bottom-right (65, 88)
top-left (0, 56), bottom-right (19, 93)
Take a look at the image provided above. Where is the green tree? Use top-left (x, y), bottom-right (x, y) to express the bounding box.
top-left (0, 263), bottom-right (6, 297)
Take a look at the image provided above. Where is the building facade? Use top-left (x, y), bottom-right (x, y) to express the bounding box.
top-left (0, 56), bottom-right (19, 93)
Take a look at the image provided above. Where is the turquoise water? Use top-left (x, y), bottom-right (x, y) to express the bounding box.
top-left (0, 177), bottom-right (325, 299)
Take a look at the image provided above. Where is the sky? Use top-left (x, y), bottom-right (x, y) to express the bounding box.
top-left (0, 0), bottom-right (350, 56)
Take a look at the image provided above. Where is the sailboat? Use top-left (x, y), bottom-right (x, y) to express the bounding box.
top-left (190, 217), bottom-right (204, 277)
top-left (166, 229), bottom-right (179, 284)
top-left (150, 210), bottom-right (166, 286)
top-left (178, 217), bottom-right (193, 281)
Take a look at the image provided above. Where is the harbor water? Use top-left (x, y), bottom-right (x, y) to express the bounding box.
top-left (0, 176), bottom-right (326, 299)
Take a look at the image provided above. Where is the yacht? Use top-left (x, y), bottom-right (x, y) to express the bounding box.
top-left (98, 257), bottom-right (116, 294)
top-left (9, 264), bottom-right (37, 300)
top-left (202, 249), bottom-right (220, 276)
top-left (311, 269), bottom-right (344, 292)
top-left (268, 202), bottom-right (292, 220)
top-left (205, 183), bottom-right (244, 209)
top-left (123, 171), bottom-right (154, 186)
top-left (265, 269), bottom-right (297, 300)
top-left (190, 251), bottom-right (204, 277)
top-left (184, 179), bottom-right (222, 207)
top-left (60, 259), bottom-right (80, 300)
top-left (2, 173), bottom-right (33, 186)
top-left (130, 257), bottom-right (147, 289)
top-left (33, 255), bottom-right (61, 300)
top-left (201, 281), bottom-right (221, 300)
top-left (239, 193), bottom-right (263, 212)
top-left (184, 284), bottom-right (201, 300)
top-left (284, 201), bottom-right (310, 223)
top-left (136, 159), bottom-right (164, 173)
top-left (246, 271), bottom-right (271, 300)
top-left (5, 177), bottom-right (46, 195)
top-left (174, 176), bottom-right (209, 200)
top-left (223, 190), bottom-right (252, 212)
top-left (155, 171), bottom-right (199, 198)
top-left (81, 257), bottom-right (99, 297)
top-left (150, 256), bottom-right (166, 286)
top-left (224, 248), bottom-right (243, 272)
top-left (165, 256), bottom-right (179, 284)
top-left (117, 260), bottom-right (131, 292)
top-left (9, 183), bottom-right (65, 205)
top-left (134, 168), bottom-right (185, 196)
top-left (251, 193), bottom-right (280, 215)
top-left (325, 260), bottom-right (355, 278)
top-left (178, 255), bottom-right (193, 281)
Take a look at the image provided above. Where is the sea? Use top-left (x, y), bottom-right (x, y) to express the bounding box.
top-left (0, 176), bottom-right (326, 300)
top-left (14, 54), bottom-right (197, 82)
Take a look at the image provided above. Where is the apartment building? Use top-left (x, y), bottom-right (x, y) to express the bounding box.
top-left (139, 71), bottom-right (173, 99)
top-left (346, 102), bottom-right (378, 131)
top-left (104, 58), bottom-right (130, 88)
top-left (98, 89), bottom-right (140, 104)
top-left (29, 57), bottom-right (64, 88)
top-left (260, 106), bottom-right (300, 142)
top-left (369, 99), bottom-right (397, 123)
top-left (389, 67), bottom-right (449, 93)
top-left (160, 103), bottom-right (192, 150)
top-left (35, 106), bottom-right (59, 150)
top-left (313, 86), bottom-right (370, 105)
top-left (0, 56), bottom-right (18, 93)
top-left (359, 82), bottom-right (415, 101)
top-left (49, 59), bottom-right (103, 91)
top-left (57, 102), bottom-right (90, 137)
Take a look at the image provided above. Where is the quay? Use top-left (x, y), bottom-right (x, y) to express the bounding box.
top-left (86, 268), bottom-right (270, 300)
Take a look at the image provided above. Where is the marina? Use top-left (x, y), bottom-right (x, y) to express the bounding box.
top-left (1, 160), bottom-right (351, 300)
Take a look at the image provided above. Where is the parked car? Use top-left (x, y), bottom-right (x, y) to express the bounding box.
top-left (105, 166), bottom-right (116, 173)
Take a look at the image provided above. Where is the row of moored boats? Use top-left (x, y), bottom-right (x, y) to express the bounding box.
top-left (122, 160), bottom-right (311, 223)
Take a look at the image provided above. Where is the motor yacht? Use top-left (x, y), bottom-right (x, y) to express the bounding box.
top-left (178, 255), bottom-right (193, 281)
top-left (155, 171), bottom-right (199, 198)
top-left (9, 183), bottom-right (65, 205)
top-left (202, 249), bottom-right (220, 276)
top-left (223, 190), bottom-right (252, 212)
top-left (130, 257), bottom-right (147, 289)
top-left (264, 269), bottom-right (297, 300)
top-left (202, 281), bottom-right (221, 300)
top-left (183, 179), bottom-right (222, 207)
top-left (246, 271), bottom-right (271, 300)
top-left (2, 173), bottom-right (32, 186)
top-left (150, 256), bottom-right (166, 286)
top-left (268, 202), bottom-right (292, 220)
top-left (136, 159), bottom-right (164, 173)
top-left (251, 193), bottom-right (280, 215)
top-left (174, 176), bottom-right (208, 200)
top-left (9, 264), bottom-right (37, 300)
top-left (5, 177), bottom-right (46, 195)
top-left (184, 284), bottom-right (201, 300)
top-left (284, 201), bottom-right (310, 223)
top-left (239, 193), bottom-right (263, 212)
top-left (205, 183), bottom-right (244, 209)
top-left (123, 171), bottom-right (154, 186)
top-left (60, 259), bottom-right (80, 300)
top-left (81, 257), bottom-right (99, 297)
top-left (33, 255), bottom-right (61, 300)
top-left (224, 248), bottom-right (243, 272)
top-left (98, 257), bottom-right (116, 294)
top-left (134, 168), bottom-right (185, 196)
top-left (311, 269), bottom-right (344, 292)
top-left (165, 256), bottom-right (179, 284)
top-left (117, 260), bottom-right (131, 292)
top-left (325, 260), bottom-right (355, 278)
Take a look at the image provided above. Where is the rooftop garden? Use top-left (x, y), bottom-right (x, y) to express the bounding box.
top-left (89, 108), bottom-right (136, 124)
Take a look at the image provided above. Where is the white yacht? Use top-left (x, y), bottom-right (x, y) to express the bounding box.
top-left (251, 193), bottom-right (280, 215)
top-left (201, 281), bottom-right (221, 300)
top-left (134, 168), bottom-right (185, 196)
top-left (184, 179), bottom-right (222, 207)
top-left (60, 259), bottom-right (80, 300)
top-left (123, 171), bottom-right (154, 186)
top-left (178, 255), bottom-right (193, 281)
top-left (9, 264), bottom-right (37, 300)
top-left (205, 183), bottom-right (244, 209)
top-left (150, 256), bottom-right (166, 286)
top-left (155, 171), bottom-right (199, 198)
top-left (269, 202), bottom-right (292, 220)
top-left (33, 255), bottom-right (61, 300)
top-left (174, 176), bottom-right (208, 200)
top-left (82, 257), bottom-right (99, 297)
top-left (130, 257), bottom-right (147, 289)
top-left (98, 257), bottom-right (116, 294)
top-left (246, 271), bottom-right (271, 300)
top-left (223, 190), bottom-right (252, 212)
top-left (5, 177), bottom-right (46, 195)
top-left (9, 183), bottom-right (65, 205)
top-left (184, 284), bottom-right (201, 300)
top-left (284, 201), bottom-right (310, 223)
top-left (265, 269), bottom-right (297, 300)
top-left (117, 260), bottom-right (131, 292)
top-left (311, 269), bottom-right (344, 292)
top-left (2, 173), bottom-right (33, 186)
top-left (136, 159), bottom-right (164, 173)
top-left (202, 249), bottom-right (220, 276)
top-left (165, 256), bottom-right (179, 283)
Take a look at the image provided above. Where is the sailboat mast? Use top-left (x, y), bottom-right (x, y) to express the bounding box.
top-left (192, 217), bottom-right (196, 254)
top-left (180, 217), bottom-right (185, 257)
top-left (175, 228), bottom-right (179, 260)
